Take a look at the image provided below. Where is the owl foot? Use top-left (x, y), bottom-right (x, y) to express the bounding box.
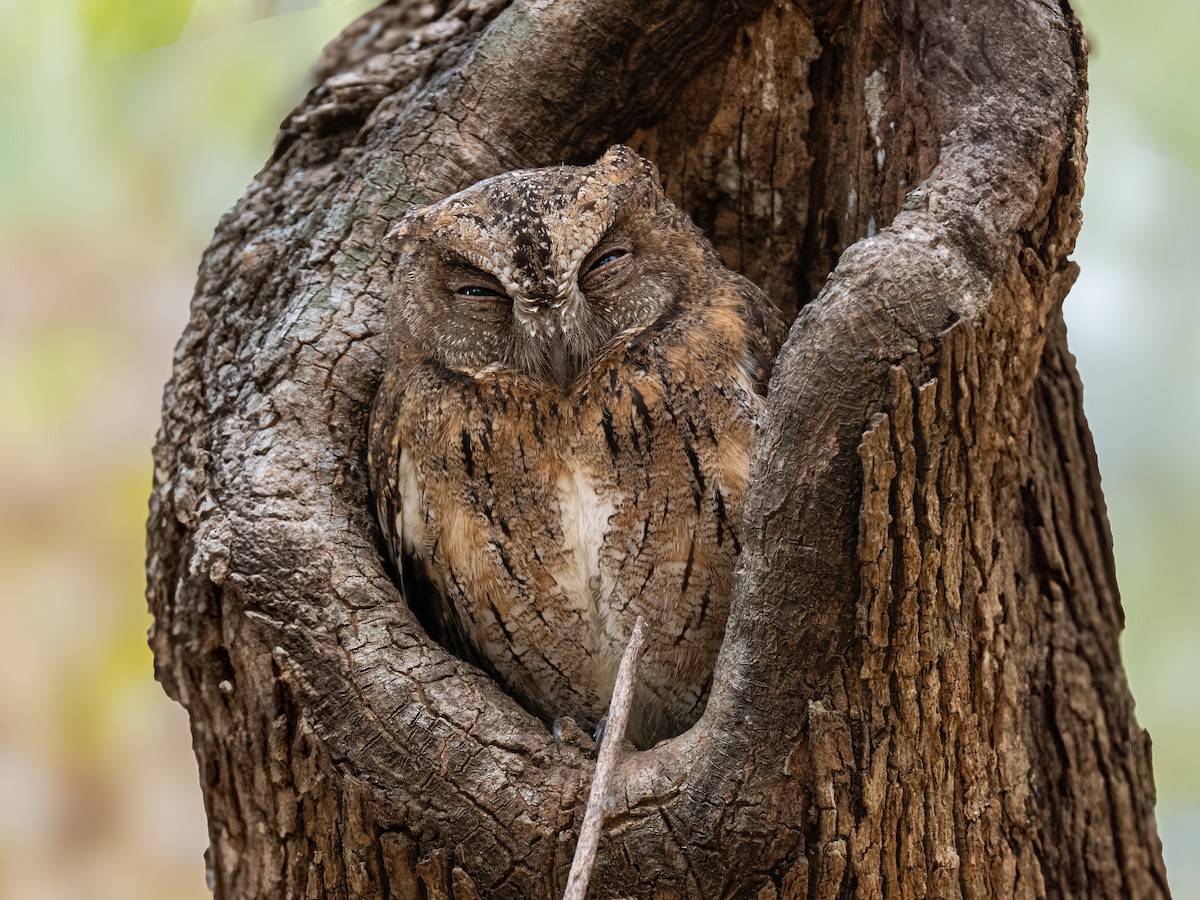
top-left (592, 715), bottom-right (609, 749)
top-left (552, 715), bottom-right (597, 756)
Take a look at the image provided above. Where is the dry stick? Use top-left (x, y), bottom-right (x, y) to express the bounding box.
top-left (563, 615), bottom-right (648, 900)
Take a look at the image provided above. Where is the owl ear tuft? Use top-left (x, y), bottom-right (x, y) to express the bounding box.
top-left (385, 220), bottom-right (421, 254)
top-left (598, 144), bottom-right (659, 184)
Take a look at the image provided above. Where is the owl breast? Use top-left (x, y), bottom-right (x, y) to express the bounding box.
top-left (371, 289), bottom-right (773, 749)
top-left (552, 464), bottom-right (619, 632)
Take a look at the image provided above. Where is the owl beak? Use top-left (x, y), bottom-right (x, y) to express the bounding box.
top-left (548, 340), bottom-right (576, 390)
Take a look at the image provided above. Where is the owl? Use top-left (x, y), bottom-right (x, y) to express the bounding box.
top-left (367, 145), bottom-right (786, 749)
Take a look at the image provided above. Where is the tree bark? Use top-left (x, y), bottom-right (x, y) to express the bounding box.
top-left (146, 0), bottom-right (1170, 897)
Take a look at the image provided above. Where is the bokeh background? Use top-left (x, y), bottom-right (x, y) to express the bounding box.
top-left (0, 0), bottom-right (1195, 896)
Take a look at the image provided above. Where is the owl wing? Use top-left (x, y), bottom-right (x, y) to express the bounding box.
top-left (730, 273), bottom-right (789, 390)
top-left (367, 369), bottom-right (407, 567)
top-left (367, 369), bottom-right (485, 668)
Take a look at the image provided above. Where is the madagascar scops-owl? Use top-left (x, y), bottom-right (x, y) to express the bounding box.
top-left (368, 145), bottom-right (786, 748)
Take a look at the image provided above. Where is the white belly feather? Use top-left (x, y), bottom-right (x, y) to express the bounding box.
top-left (553, 465), bottom-right (617, 647)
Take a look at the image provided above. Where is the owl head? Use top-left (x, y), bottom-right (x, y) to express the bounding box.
top-left (386, 145), bottom-right (718, 388)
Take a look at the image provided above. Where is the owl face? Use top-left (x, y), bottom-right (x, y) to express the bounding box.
top-left (387, 145), bottom-right (713, 388)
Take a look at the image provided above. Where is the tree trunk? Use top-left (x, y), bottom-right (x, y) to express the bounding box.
top-left (146, 0), bottom-right (1170, 897)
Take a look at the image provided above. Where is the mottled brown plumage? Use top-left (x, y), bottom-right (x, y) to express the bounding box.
top-left (368, 146), bottom-right (785, 748)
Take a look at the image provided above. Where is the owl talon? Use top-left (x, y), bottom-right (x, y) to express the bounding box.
top-left (552, 715), bottom-right (594, 753)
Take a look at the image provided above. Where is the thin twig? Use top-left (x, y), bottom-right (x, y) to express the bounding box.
top-left (563, 615), bottom-right (648, 900)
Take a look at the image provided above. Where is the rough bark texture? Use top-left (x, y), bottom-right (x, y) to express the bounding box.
top-left (146, 0), bottom-right (1170, 897)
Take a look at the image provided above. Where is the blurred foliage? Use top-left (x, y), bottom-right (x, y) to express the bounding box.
top-left (1075, 0), bottom-right (1200, 176)
top-left (1070, 0), bottom-right (1200, 893)
top-left (0, 0), bottom-right (1195, 898)
top-left (75, 0), bottom-right (195, 66)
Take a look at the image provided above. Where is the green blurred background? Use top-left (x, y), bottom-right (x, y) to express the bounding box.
top-left (0, 1), bottom-right (1194, 897)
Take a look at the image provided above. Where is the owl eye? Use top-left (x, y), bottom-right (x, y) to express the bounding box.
top-left (583, 248), bottom-right (630, 280)
top-left (454, 284), bottom-right (508, 300)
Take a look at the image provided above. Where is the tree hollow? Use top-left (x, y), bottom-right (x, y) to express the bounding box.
top-left (146, 0), bottom-right (1169, 897)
